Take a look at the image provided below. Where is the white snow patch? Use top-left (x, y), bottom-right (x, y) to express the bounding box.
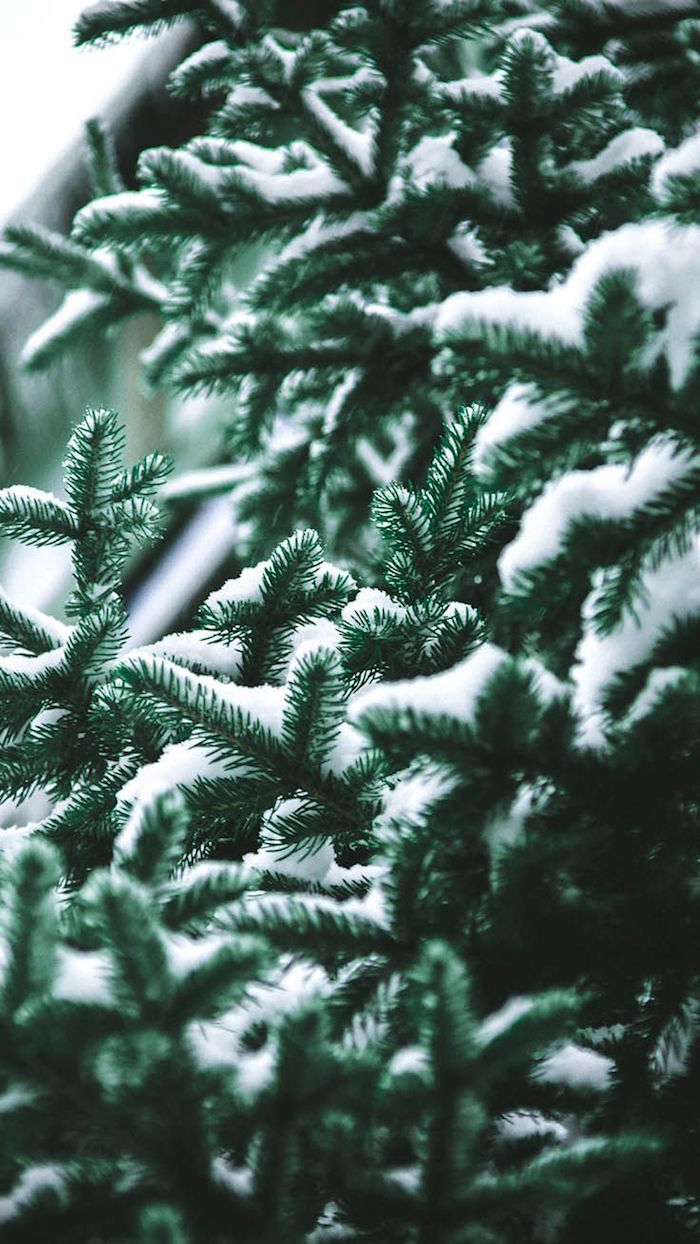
top-left (437, 220), bottom-right (700, 390)
top-left (566, 128), bottom-right (663, 184)
top-left (125, 630), bottom-right (243, 679)
top-left (53, 949), bottom-right (112, 1004)
top-left (551, 51), bottom-right (621, 94)
top-left (351, 643), bottom-right (507, 728)
top-left (0, 1166), bottom-right (66, 1225)
top-left (407, 134), bottom-right (473, 190)
top-left (0, 645), bottom-right (66, 679)
top-left (164, 932), bottom-right (230, 978)
top-left (485, 785), bottom-right (536, 857)
top-left (652, 127), bottom-right (700, 197)
top-left (624, 666), bottom-right (688, 727)
top-left (302, 85), bottom-right (374, 177)
top-left (116, 740), bottom-right (230, 812)
top-left (500, 1111), bottom-right (568, 1142)
top-left (380, 763), bottom-right (455, 828)
top-left (499, 438), bottom-right (698, 591)
top-left (536, 1043), bottom-right (613, 1090)
top-left (389, 1045), bottom-right (430, 1078)
top-left (478, 996), bottom-right (534, 1044)
top-left (236, 161), bottom-right (348, 204)
top-left (574, 538), bottom-right (700, 744)
top-left (212, 1157), bottom-right (253, 1198)
top-left (478, 141), bottom-right (514, 207)
top-left (342, 588), bottom-right (407, 625)
top-left (0, 589), bottom-right (71, 648)
top-left (473, 383), bottom-right (551, 474)
top-left (21, 289), bottom-right (111, 366)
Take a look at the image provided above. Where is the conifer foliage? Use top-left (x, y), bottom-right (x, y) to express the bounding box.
top-left (1, 0), bottom-right (700, 1240)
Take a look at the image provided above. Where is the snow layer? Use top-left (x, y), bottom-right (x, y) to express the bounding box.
top-left (380, 763), bottom-right (456, 829)
top-left (53, 948), bottom-right (112, 1005)
top-left (21, 289), bottom-right (111, 368)
top-left (652, 127), bottom-right (700, 197)
top-left (565, 128), bottom-right (663, 185)
top-left (0, 1166), bottom-right (66, 1225)
top-left (342, 588), bottom-right (408, 625)
top-left (302, 85), bottom-right (374, 177)
top-left (437, 221), bottom-right (700, 390)
top-left (351, 643), bottom-right (506, 727)
top-left (536, 1043), bottom-right (613, 1090)
top-left (406, 134), bottom-right (473, 190)
top-left (125, 630), bottom-right (243, 679)
top-left (116, 740), bottom-right (231, 814)
top-left (574, 538), bottom-right (700, 743)
top-left (478, 996), bottom-right (534, 1044)
top-left (472, 383), bottom-right (551, 474)
top-left (500, 1111), bottom-right (567, 1142)
top-left (499, 438), bottom-right (698, 590)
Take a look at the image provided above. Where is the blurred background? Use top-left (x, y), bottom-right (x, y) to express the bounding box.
top-left (0, 2), bottom-right (220, 627)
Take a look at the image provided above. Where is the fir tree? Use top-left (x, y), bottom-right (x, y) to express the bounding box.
top-left (0, 1), bottom-right (698, 1240)
top-left (0, 0), bottom-right (674, 563)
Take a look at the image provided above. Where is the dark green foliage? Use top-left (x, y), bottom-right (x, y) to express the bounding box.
top-left (1, 1), bottom-right (699, 1239)
top-left (1, 0), bottom-right (678, 563)
top-left (0, 409), bottom-right (170, 872)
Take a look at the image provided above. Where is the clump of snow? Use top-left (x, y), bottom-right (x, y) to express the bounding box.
top-left (73, 188), bottom-right (166, 236)
top-left (379, 762), bottom-right (456, 829)
top-left (0, 1085), bottom-right (36, 1115)
top-left (478, 140), bottom-right (514, 207)
top-left (236, 1046), bottom-right (277, 1099)
top-left (536, 1042), bottom-right (613, 1090)
top-left (0, 826), bottom-right (41, 855)
top-left (565, 128), bottom-right (663, 185)
top-left (478, 996), bottom-right (534, 1044)
top-left (0, 644), bottom-right (66, 679)
top-left (351, 643), bottom-right (506, 729)
top-left (20, 289), bottom-right (107, 365)
top-left (574, 538), bottom-right (700, 744)
top-left (244, 797), bottom-right (336, 884)
top-left (551, 50), bottom-right (621, 94)
top-left (443, 70), bottom-right (504, 100)
top-left (388, 1045), bottom-right (430, 1078)
top-left (119, 654), bottom-right (287, 739)
top-left (205, 560), bottom-right (269, 611)
top-left (116, 740), bottom-right (231, 816)
top-left (53, 948), bottom-right (112, 1005)
top-left (323, 721), bottom-right (367, 778)
top-left (437, 220), bottom-right (700, 391)
top-left (473, 383), bottom-right (552, 474)
top-left (406, 134), bottom-right (473, 190)
top-left (277, 212), bottom-right (369, 266)
top-left (447, 223), bottom-right (489, 270)
top-left (623, 666), bottom-right (688, 728)
top-left (485, 785), bottom-right (536, 859)
top-left (500, 1111), bottom-right (568, 1142)
top-left (123, 630), bottom-right (243, 679)
top-left (211, 1157), bottom-right (253, 1199)
top-left (0, 589), bottom-right (71, 649)
top-left (499, 438), bottom-right (698, 591)
top-left (287, 619), bottom-right (342, 667)
top-left (302, 84), bottom-right (375, 177)
top-left (164, 931), bottom-right (231, 978)
top-left (235, 160), bottom-right (349, 204)
top-left (342, 588), bottom-right (407, 625)
top-left (0, 1166), bottom-right (67, 1225)
top-left (652, 127), bottom-right (700, 198)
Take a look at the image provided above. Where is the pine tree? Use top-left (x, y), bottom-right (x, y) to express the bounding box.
top-left (0, 0), bottom-right (669, 564)
top-left (0, 0), bottom-right (699, 1240)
